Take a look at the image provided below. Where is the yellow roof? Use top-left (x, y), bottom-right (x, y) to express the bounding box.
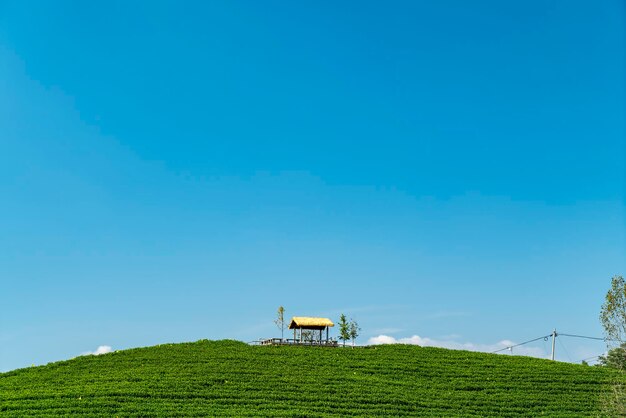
top-left (288, 316), bottom-right (334, 329)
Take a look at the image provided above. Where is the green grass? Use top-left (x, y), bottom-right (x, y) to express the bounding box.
top-left (0, 340), bottom-right (619, 417)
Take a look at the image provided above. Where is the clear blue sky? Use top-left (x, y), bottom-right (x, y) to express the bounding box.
top-left (1, 1), bottom-right (624, 371)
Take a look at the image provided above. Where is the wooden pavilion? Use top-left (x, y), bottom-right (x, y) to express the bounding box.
top-left (259, 316), bottom-right (336, 346)
top-left (289, 316), bottom-right (334, 344)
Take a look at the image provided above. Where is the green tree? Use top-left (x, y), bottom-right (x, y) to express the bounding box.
top-left (349, 318), bottom-right (361, 348)
top-left (301, 330), bottom-right (315, 343)
top-left (600, 276), bottom-right (626, 344)
top-left (274, 306), bottom-right (286, 341)
top-left (599, 343), bottom-right (626, 370)
top-left (338, 314), bottom-right (350, 347)
top-left (599, 275), bottom-right (626, 416)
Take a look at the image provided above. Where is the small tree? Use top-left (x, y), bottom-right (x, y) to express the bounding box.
top-left (338, 314), bottom-right (350, 347)
top-left (349, 318), bottom-right (361, 348)
top-left (600, 276), bottom-right (626, 345)
top-left (274, 306), bottom-right (286, 341)
top-left (301, 330), bottom-right (314, 343)
top-left (599, 344), bottom-right (626, 370)
top-left (599, 275), bottom-right (626, 415)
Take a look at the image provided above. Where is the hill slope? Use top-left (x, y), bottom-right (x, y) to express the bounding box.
top-left (0, 340), bottom-right (618, 417)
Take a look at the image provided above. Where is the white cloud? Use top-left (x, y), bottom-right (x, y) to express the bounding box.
top-left (367, 335), bottom-right (546, 358)
top-left (369, 335), bottom-right (398, 345)
top-left (81, 345), bottom-right (113, 356)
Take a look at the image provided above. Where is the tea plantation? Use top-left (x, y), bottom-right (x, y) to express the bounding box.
top-left (0, 340), bottom-right (619, 416)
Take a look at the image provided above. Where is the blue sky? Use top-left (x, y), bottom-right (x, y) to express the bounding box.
top-left (1, 1), bottom-right (624, 371)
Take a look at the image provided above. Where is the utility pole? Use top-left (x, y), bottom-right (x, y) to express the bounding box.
top-left (550, 329), bottom-right (557, 361)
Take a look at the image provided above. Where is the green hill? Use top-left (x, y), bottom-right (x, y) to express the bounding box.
top-left (0, 340), bottom-right (619, 417)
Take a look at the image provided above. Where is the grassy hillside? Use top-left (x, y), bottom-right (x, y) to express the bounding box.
top-left (0, 340), bottom-right (618, 417)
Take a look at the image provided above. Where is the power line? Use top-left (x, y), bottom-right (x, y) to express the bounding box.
top-left (491, 334), bottom-right (552, 354)
top-left (550, 329), bottom-right (557, 360)
top-left (557, 337), bottom-right (573, 362)
top-left (559, 333), bottom-right (608, 341)
top-left (579, 354), bottom-right (603, 362)
top-left (541, 336), bottom-right (549, 357)
top-left (491, 331), bottom-right (611, 359)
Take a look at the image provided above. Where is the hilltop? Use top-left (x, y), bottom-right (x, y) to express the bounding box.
top-left (0, 340), bottom-right (618, 417)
